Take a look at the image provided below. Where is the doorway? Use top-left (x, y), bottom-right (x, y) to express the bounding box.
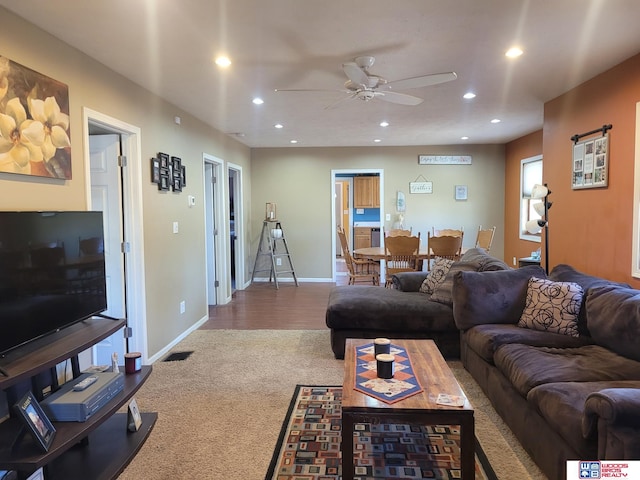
top-left (227, 163), bottom-right (244, 291)
top-left (331, 169), bottom-right (384, 282)
top-left (83, 108), bottom-right (147, 364)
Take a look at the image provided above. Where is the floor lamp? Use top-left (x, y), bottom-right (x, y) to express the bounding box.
top-left (525, 184), bottom-right (552, 274)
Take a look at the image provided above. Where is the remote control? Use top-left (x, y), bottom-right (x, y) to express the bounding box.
top-left (73, 376), bottom-right (98, 391)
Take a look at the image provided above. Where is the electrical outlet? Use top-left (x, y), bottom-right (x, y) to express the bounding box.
top-left (276, 258), bottom-right (282, 266)
top-left (385, 213), bottom-right (391, 221)
top-left (173, 221), bottom-right (179, 234)
top-left (180, 301), bottom-right (185, 314)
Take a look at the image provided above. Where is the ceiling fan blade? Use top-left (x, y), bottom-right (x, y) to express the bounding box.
top-left (324, 92), bottom-right (358, 110)
top-left (384, 72), bottom-right (457, 90)
top-left (342, 62), bottom-right (370, 88)
top-left (274, 88), bottom-right (345, 93)
top-left (374, 91), bottom-right (424, 106)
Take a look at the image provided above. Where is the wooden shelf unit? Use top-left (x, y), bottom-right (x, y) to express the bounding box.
top-left (0, 318), bottom-right (155, 478)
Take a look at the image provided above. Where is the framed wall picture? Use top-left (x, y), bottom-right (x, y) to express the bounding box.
top-left (13, 391), bottom-right (56, 452)
top-left (150, 158), bottom-right (160, 184)
top-left (572, 134), bottom-right (608, 189)
top-left (158, 152), bottom-right (170, 170)
top-left (158, 171), bottom-right (170, 191)
top-left (171, 156), bottom-right (182, 175)
top-left (455, 185), bottom-right (468, 201)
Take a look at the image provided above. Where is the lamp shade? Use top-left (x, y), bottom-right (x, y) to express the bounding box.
top-left (533, 201), bottom-right (546, 217)
top-left (526, 219), bottom-right (543, 234)
top-left (531, 184), bottom-right (549, 199)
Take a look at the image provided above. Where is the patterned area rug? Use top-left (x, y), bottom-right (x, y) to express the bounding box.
top-left (265, 385), bottom-right (498, 480)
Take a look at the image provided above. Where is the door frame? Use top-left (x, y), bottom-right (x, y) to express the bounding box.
top-left (227, 163), bottom-right (246, 290)
top-left (203, 153), bottom-right (232, 304)
top-left (82, 108), bottom-right (148, 361)
top-left (330, 168), bottom-right (384, 282)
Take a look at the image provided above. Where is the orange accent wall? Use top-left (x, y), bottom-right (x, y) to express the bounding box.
top-left (504, 131), bottom-right (543, 267)
top-left (506, 52), bottom-right (640, 285)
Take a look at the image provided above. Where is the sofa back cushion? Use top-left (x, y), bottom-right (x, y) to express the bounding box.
top-left (586, 285), bottom-right (640, 362)
top-left (459, 247), bottom-right (510, 271)
top-left (452, 265), bottom-right (546, 330)
top-left (549, 264), bottom-right (629, 336)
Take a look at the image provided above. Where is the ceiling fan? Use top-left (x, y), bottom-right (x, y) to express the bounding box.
top-left (275, 56), bottom-right (457, 108)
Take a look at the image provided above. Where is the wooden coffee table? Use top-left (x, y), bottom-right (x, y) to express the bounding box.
top-left (341, 338), bottom-right (474, 480)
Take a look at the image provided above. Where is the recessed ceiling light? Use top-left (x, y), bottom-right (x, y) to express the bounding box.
top-left (461, 136), bottom-right (469, 140)
top-left (215, 56), bottom-right (232, 67)
top-left (505, 47), bottom-right (523, 58)
top-left (252, 97), bottom-right (264, 105)
top-left (374, 139), bottom-right (381, 143)
top-left (491, 118), bottom-right (501, 124)
top-left (290, 140), bottom-right (298, 144)
top-left (274, 123), bottom-right (283, 129)
top-left (463, 92), bottom-right (476, 99)
top-left (379, 121), bottom-right (389, 127)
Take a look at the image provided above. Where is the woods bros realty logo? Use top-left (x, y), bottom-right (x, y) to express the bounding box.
top-left (567, 461), bottom-right (638, 478)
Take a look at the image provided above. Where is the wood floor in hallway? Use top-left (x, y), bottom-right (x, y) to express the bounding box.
top-left (201, 258), bottom-right (382, 330)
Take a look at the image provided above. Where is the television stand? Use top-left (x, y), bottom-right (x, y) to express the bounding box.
top-left (0, 318), bottom-right (156, 479)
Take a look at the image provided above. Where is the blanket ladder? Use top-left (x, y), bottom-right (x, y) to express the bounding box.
top-left (251, 220), bottom-right (299, 289)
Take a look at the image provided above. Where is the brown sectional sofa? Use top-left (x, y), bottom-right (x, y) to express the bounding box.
top-left (452, 264), bottom-right (640, 480)
top-left (325, 248), bottom-right (509, 359)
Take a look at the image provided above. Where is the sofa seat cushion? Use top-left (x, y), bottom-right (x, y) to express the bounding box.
top-left (494, 344), bottom-right (640, 397)
top-left (326, 286), bottom-right (456, 333)
top-left (527, 381), bottom-right (632, 459)
top-left (464, 324), bottom-right (592, 363)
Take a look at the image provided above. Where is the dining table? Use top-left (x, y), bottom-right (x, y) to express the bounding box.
top-left (353, 246), bottom-right (432, 261)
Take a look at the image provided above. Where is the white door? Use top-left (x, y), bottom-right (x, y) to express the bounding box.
top-left (89, 134), bottom-right (127, 366)
top-left (205, 162), bottom-right (217, 305)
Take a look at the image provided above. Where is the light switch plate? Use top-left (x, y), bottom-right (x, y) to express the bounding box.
top-left (173, 221), bottom-right (179, 234)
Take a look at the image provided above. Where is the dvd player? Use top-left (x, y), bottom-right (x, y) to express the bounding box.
top-left (41, 371), bottom-right (125, 422)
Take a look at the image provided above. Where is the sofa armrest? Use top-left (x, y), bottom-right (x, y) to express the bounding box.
top-left (392, 272), bottom-right (428, 292)
top-left (583, 388), bottom-right (640, 459)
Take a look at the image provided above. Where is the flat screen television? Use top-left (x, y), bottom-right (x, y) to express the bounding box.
top-left (0, 211), bottom-right (108, 356)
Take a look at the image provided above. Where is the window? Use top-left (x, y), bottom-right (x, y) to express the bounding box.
top-left (520, 155), bottom-right (543, 242)
top-left (632, 102), bottom-right (640, 278)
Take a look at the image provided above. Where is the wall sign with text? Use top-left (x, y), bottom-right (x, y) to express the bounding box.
top-left (418, 155), bottom-right (472, 165)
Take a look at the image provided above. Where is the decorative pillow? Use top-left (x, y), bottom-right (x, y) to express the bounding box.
top-left (518, 277), bottom-right (583, 337)
top-left (430, 261), bottom-right (482, 306)
top-left (419, 257), bottom-right (454, 294)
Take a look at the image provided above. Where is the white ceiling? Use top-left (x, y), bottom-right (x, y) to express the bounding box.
top-left (2, 1), bottom-right (639, 148)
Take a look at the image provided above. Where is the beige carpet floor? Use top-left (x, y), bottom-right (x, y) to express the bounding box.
top-left (117, 330), bottom-right (547, 479)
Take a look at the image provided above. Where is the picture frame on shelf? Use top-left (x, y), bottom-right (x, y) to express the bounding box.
top-left (127, 398), bottom-right (142, 432)
top-left (13, 391), bottom-right (56, 452)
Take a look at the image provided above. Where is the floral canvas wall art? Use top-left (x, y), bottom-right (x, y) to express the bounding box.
top-left (0, 55), bottom-right (71, 179)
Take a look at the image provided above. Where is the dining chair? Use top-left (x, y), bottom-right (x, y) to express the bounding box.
top-left (427, 232), bottom-right (463, 271)
top-left (474, 225), bottom-right (496, 252)
top-left (384, 227), bottom-right (412, 237)
top-left (432, 227), bottom-right (464, 237)
top-left (337, 226), bottom-right (379, 286)
top-left (383, 234), bottom-right (420, 288)
top-left (79, 236), bottom-right (105, 257)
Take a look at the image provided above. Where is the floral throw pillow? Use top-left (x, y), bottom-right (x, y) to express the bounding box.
top-left (518, 277), bottom-right (583, 337)
top-left (419, 257), bottom-right (454, 294)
